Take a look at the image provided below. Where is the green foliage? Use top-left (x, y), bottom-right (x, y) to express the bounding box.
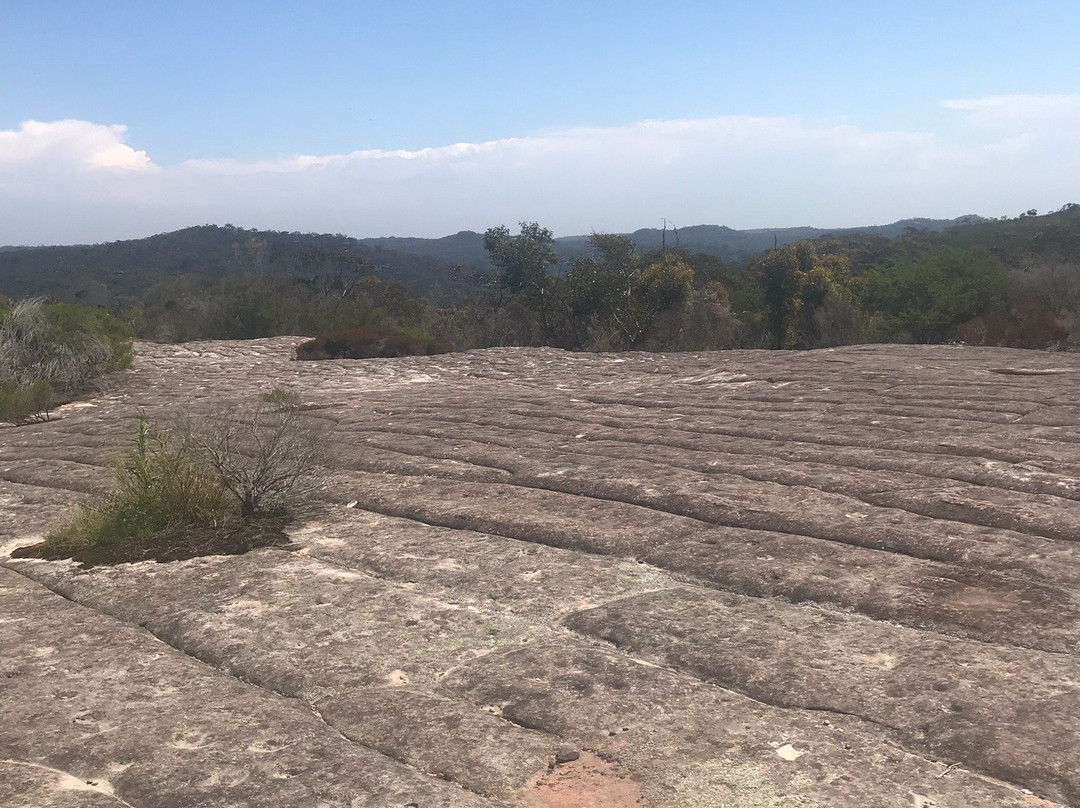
top-left (483, 230), bottom-right (699, 351)
top-left (0, 224), bottom-right (470, 306)
top-left (928, 204), bottom-right (1080, 269)
top-left (42, 301), bottom-right (133, 370)
top-left (259, 386), bottom-right (302, 410)
top-left (125, 269), bottom-right (439, 344)
top-left (203, 273), bottom-right (306, 340)
top-left (297, 246), bottom-right (371, 297)
top-left (0, 298), bottom-right (132, 423)
top-left (482, 223), bottom-right (560, 341)
top-left (639, 254), bottom-right (695, 312)
top-left (676, 281), bottom-right (743, 350)
top-left (862, 248), bottom-right (1007, 342)
top-left (561, 234), bottom-right (642, 348)
top-left (43, 420), bottom-right (236, 553)
top-left (39, 400), bottom-right (326, 558)
top-left (7, 213), bottom-right (1076, 356)
top-left (954, 263), bottom-right (1078, 348)
top-left (484, 222), bottom-right (559, 299)
top-left (755, 244), bottom-right (814, 348)
top-left (0, 379), bottom-right (54, 425)
top-left (296, 324), bottom-right (453, 360)
top-left (611, 252), bottom-right (695, 350)
top-left (755, 242), bottom-right (858, 348)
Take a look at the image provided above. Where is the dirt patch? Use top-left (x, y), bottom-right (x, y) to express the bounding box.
top-left (9, 517), bottom-right (292, 568)
top-left (519, 752), bottom-right (644, 808)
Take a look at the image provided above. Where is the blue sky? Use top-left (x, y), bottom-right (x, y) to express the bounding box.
top-left (2, 1), bottom-right (1079, 244)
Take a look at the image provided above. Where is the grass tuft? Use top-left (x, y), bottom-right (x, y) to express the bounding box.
top-left (41, 419), bottom-right (237, 555)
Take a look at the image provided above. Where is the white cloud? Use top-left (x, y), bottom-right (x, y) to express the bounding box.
top-left (0, 120), bottom-right (155, 180)
top-left (1, 98), bottom-right (1077, 245)
top-left (942, 94), bottom-right (1080, 130)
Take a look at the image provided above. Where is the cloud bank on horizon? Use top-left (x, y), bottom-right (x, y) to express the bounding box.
top-left (2, 94), bottom-right (1078, 246)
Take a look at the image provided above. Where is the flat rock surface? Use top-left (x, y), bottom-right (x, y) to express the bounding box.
top-left (2, 338), bottom-right (1078, 807)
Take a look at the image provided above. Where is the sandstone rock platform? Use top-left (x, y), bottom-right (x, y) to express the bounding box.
top-left (2, 339), bottom-right (1078, 807)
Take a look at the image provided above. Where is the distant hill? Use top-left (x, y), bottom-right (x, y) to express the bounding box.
top-left (618, 217), bottom-right (988, 260)
top-left (910, 207), bottom-right (1080, 268)
top-left (6, 212), bottom-right (1077, 309)
top-left (355, 216), bottom-right (986, 269)
top-left (0, 225), bottom-right (468, 307)
top-left (358, 231), bottom-right (496, 270)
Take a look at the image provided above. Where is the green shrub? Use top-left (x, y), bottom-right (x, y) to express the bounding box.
top-left (259, 386), bottom-right (302, 410)
top-left (17, 401), bottom-right (324, 565)
top-left (296, 324), bottom-right (453, 360)
top-left (42, 301), bottom-right (134, 371)
top-left (0, 379), bottom-right (54, 425)
top-left (862, 248), bottom-right (1007, 343)
top-left (42, 420), bottom-right (236, 554)
top-left (0, 298), bottom-right (133, 423)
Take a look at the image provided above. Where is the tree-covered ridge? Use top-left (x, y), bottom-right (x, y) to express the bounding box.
top-left (0, 205), bottom-right (1077, 352)
top-left (356, 216), bottom-right (987, 268)
top-left (0, 215), bottom-right (986, 307)
top-left (473, 206), bottom-right (1079, 352)
top-left (0, 224), bottom-right (467, 307)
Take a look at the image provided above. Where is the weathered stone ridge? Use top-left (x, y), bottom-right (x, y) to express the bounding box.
top-left (2, 339), bottom-right (1078, 807)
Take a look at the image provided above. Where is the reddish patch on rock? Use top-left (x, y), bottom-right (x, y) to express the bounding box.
top-left (519, 752), bottom-right (645, 808)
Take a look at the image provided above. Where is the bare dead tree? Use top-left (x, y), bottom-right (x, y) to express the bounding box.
top-left (175, 394), bottom-right (328, 519)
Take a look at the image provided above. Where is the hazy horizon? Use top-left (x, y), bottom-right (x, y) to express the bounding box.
top-left (0, 211), bottom-right (995, 251)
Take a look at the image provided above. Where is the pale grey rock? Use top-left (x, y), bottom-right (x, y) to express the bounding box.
top-left (2, 339), bottom-right (1078, 806)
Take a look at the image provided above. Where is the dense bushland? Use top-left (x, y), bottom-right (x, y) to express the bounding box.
top-left (0, 298), bottom-right (132, 424)
top-left (467, 208), bottom-right (1080, 352)
top-left (9, 207), bottom-right (1077, 357)
top-left (125, 271), bottom-right (438, 344)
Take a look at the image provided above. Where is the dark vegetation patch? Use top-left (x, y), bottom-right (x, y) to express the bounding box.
top-left (11, 517), bottom-right (291, 569)
top-left (296, 324), bottom-right (454, 360)
top-left (0, 224), bottom-right (465, 304)
top-left (2, 206), bottom-right (1079, 358)
top-left (14, 398), bottom-right (324, 567)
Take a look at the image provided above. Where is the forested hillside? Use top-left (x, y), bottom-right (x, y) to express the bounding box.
top-left (357, 216), bottom-right (984, 269)
top-left (0, 207), bottom-right (1077, 352)
top-left (0, 225), bottom-right (466, 307)
top-left (467, 207), bottom-right (1080, 352)
top-left (0, 216), bottom-right (983, 307)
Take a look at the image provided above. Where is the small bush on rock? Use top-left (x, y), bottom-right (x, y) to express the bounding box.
top-left (17, 419), bottom-right (239, 563)
top-left (0, 379), bottom-right (54, 425)
top-left (259, 386), bottom-right (302, 410)
top-left (176, 397), bottom-right (328, 519)
top-left (14, 396), bottom-right (327, 566)
top-left (296, 324), bottom-right (453, 360)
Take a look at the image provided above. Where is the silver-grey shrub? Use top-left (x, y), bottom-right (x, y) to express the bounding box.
top-left (0, 298), bottom-right (127, 423)
top-left (175, 394), bottom-right (328, 519)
